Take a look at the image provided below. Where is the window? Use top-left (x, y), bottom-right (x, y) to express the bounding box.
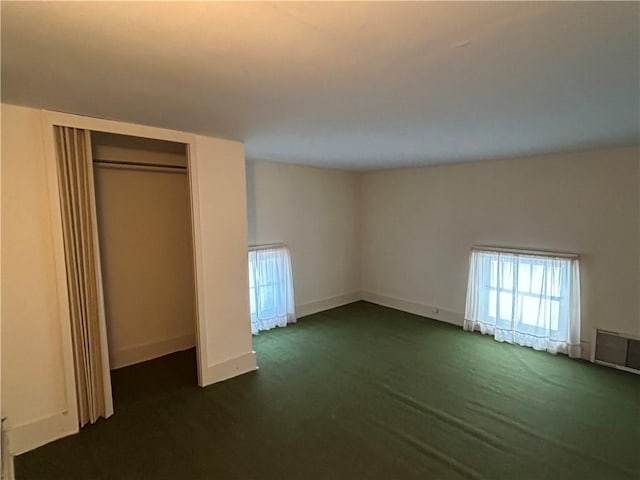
top-left (248, 246), bottom-right (296, 334)
top-left (464, 248), bottom-right (581, 357)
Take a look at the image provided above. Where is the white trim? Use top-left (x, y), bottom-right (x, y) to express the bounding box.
top-left (110, 334), bottom-right (196, 370)
top-left (5, 412), bottom-right (77, 456)
top-left (296, 292), bottom-right (361, 318)
top-left (201, 352), bottom-right (257, 385)
top-left (360, 291), bottom-right (464, 326)
top-left (85, 130), bottom-right (114, 419)
top-left (42, 110), bottom-right (194, 144)
top-left (187, 139), bottom-right (208, 387)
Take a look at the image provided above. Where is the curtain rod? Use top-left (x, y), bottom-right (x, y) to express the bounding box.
top-left (94, 159), bottom-right (187, 174)
top-left (472, 245), bottom-right (579, 259)
top-left (249, 243), bottom-right (286, 251)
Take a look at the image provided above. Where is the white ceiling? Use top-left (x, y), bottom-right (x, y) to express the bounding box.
top-left (2, 2), bottom-right (639, 169)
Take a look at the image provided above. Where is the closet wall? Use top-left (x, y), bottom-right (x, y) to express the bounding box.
top-left (92, 133), bottom-right (196, 369)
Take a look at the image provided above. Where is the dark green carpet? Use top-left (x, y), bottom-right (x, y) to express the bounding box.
top-left (15, 301), bottom-right (640, 479)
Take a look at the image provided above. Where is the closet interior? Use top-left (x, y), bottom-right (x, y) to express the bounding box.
top-left (91, 132), bottom-right (197, 396)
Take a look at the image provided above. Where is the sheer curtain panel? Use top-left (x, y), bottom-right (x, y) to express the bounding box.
top-left (55, 126), bottom-right (113, 426)
top-left (248, 246), bottom-right (296, 334)
top-left (464, 248), bottom-right (581, 358)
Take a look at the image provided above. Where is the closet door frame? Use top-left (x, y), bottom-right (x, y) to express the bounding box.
top-left (42, 110), bottom-right (210, 431)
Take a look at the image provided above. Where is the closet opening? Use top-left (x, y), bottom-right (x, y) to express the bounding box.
top-left (91, 132), bottom-right (198, 408)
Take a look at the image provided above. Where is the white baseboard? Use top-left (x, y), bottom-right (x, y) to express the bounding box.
top-left (110, 333), bottom-right (196, 369)
top-left (201, 351), bottom-right (257, 386)
top-left (362, 291), bottom-right (594, 360)
top-left (5, 411), bottom-right (77, 456)
top-left (361, 291), bottom-right (464, 327)
top-left (580, 340), bottom-right (592, 361)
top-left (7, 347), bottom-right (255, 456)
top-left (296, 292), bottom-right (361, 318)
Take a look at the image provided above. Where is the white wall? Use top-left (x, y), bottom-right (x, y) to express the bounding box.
top-left (192, 136), bottom-right (255, 385)
top-left (1, 105), bottom-right (71, 447)
top-left (246, 159), bottom-right (361, 316)
top-left (94, 163), bottom-right (196, 369)
top-left (1, 104), bottom-right (255, 454)
top-left (361, 146), bottom-right (640, 353)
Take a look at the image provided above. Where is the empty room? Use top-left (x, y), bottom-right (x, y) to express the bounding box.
top-left (1, 2), bottom-right (639, 480)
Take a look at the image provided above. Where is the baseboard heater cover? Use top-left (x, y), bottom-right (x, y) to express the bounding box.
top-left (591, 329), bottom-right (640, 375)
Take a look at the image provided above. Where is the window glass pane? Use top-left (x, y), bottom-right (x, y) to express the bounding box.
top-left (518, 263), bottom-right (530, 293)
top-left (499, 291), bottom-right (513, 320)
top-left (490, 260), bottom-right (498, 288)
top-left (520, 296), bottom-right (561, 330)
top-left (249, 287), bottom-right (257, 316)
top-left (259, 284), bottom-right (276, 309)
top-left (549, 300), bottom-right (560, 330)
top-left (259, 258), bottom-right (274, 286)
top-left (550, 266), bottom-right (561, 297)
top-left (521, 295), bottom-right (540, 326)
top-left (489, 289), bottom-right (497, 318)
top-left (501, 260), bottom-right (514, 291)
top-left (531, 265), bottom-right (544, 294)
top-left (543, 298), bottom-right (558, 330)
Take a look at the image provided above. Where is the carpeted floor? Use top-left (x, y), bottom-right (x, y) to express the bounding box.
top-left (15, 301), bottom-right (640, 479)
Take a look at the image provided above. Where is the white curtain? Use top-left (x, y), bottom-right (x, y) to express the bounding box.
top-left (248, 247), bottom-right (296, 334)
top-left (464, 249), bottom-right (581, 358)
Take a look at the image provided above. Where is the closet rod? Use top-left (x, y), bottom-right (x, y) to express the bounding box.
top-left (94, 159), bottom-right (187, 173)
